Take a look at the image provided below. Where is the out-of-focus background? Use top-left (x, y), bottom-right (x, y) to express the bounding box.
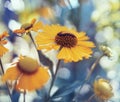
top-left (0, 0), bottom-right (120, 102)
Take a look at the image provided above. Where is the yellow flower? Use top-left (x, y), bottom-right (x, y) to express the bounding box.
top-left (93, 78), bottom-right (113, 100)
top-left (0, 31), bottom-right (9, 57)
top-left (35, 25), bottom-right (95, 62)
top-left (13, 18), bottom-right (43, 35)
top-left (2, 56), bottom-right (50, 91)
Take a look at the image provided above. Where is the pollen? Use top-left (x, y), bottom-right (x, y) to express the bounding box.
top-left (18, 56), bottom-right (39, 74)
top-left (55, 32), bottom-right (77, 48)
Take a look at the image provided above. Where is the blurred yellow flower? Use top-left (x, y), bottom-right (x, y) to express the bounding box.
top-left (0, 31), bottom-right (9, 57)
top-left (2, 56), bottom-right (50, 91)
top-left (19, 10), bottom-right (39, 24)
top-left (35, 25), bottom-right (95, 62)
top-left (13, 18), bottom-right (43, 35)
top-left (110, 1), bottom-right (120, 11)
top-left (36, 6), bottom-right (54, 19)
top-left (93, 78), bottom-right (113, 100)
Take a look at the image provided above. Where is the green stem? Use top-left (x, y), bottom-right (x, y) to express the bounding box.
top-left (29, 32), bottom-right (37, 49)
top-left (0, 58), bottom-right (13, 102)
top-left (47, 60), bottom-right (61, 101)
top-left (23, 90), bottom-right (26, 102)
top-left (85, 54), bottom-right (104, 81)
top-left (81, 54), bottom-right (104, 89)
top-left (87, 94), bottom-right (95, 102)
top-left (73, 54), bottom-right (104, 102)
top-left (0, 58), bottom-right (4, 73)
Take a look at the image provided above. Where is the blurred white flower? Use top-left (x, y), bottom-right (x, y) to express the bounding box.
top-left (57, 67), bottom-right (71, 79)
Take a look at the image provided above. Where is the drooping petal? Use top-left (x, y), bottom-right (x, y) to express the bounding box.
top-left (2, 66), bottom-right (21, 82)
top-left (16, 67), bottom-right (50, 91)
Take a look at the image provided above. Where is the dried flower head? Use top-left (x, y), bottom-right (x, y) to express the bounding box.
top-left (93, 78), bottom-right (113, 100)
top-left (100, 45), bottom-right (112, 57)
top-left (0, 31), bottom-right (9, 57)
top-left (35, 25), bottom-right (95, 62)
top-left (2, 56), bottom-right (50, 91)
top-left (13, 18), bottom-right (43, 35)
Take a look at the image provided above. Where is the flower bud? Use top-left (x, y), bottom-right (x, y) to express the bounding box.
top-left (93, 78), bottom-right (113, 100)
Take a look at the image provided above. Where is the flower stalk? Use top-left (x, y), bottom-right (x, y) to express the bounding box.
top-left (87, 94), bottom-right (95, 102)
top-left (73, 54), bottom-right (104, 102)
top-left (80, 54), bottom-right (104, 91)
top-left (46, 59), bottom-right (61, 102)
top-left (0, 58), bottom-right (12, 102)
top-left (87, 95), bottom-right (107, 102)
top-left (85, 54), bottom-right (104, 81)
top-left (23, 90), bottom-right (26, 102)
top-left (0, 58), bottom-right (4, 73)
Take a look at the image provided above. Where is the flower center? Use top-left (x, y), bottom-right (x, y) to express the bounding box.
top-left (18, 57), bottom-right (39, 74)
top-left (21, 23), bottom-right (33, 30)
top-left (55, 32), bottom-right (77, 48)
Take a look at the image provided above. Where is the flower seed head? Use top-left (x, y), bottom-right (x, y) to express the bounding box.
top-left (55, 31), bottom-right (77, 48)
top-left (18, 56), bottom-right (39, 74)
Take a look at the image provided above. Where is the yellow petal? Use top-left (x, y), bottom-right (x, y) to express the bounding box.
top-left (2, 66), bottom-right (21, 82)
top-left (0, 45), bottom-right (8, 57)
top-left (16, 67), bottom-right (50, 91)
top-left (31, 18), bottom-right (36, 25)
top-left (78, 35), bottom-right (89, 40)
top-left (31, 22), bottom-right (43, 31)
top-left (57, 48), bottom-right (74, 62)
top-left (13, 28), bottom-right (26, 34)
top-left (0, 40), bottom-right (8, 45)
top-left (78, 41), bottom-right (95, 48)
top-left (36, 34), bottom-right (54, 45)
top-left (77, 46), bottom-right (93, 58)
top-left (2, 31), bottom-right (9, 37)
top-left (57, 46), bottom-right (93, 62)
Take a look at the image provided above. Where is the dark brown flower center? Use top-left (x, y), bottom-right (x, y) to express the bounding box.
top-left (55, 32), bottom-right (77, 48)
top-left (21, 23), bottom-right (33, 30)
top-left (17, 56), bottom-right (39, 74)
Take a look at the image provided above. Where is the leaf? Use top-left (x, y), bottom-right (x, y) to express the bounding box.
top-left (51, 81), bottom-right (84, 99)
top-left (37, 50), bottom-right (54, 77)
